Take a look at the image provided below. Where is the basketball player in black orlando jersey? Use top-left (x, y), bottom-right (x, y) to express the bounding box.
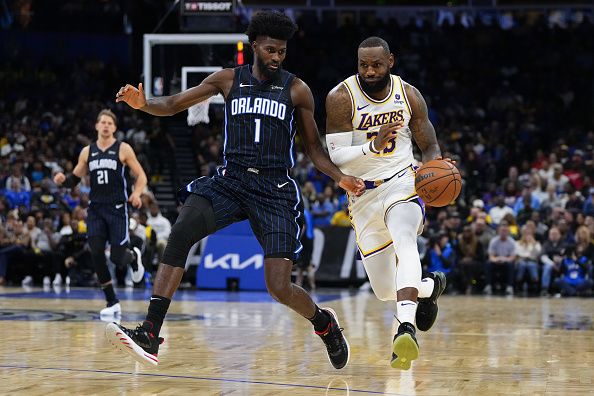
top-left (106, 11), bottom-right (364, 369)
top-left (54, 109), bottom-right (147, 317)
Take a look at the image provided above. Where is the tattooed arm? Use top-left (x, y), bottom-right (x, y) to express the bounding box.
top-left (405, 83), bottom-right (442, 163)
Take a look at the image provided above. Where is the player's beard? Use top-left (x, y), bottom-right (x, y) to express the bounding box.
top-left (257, 57), bottom-right (281, 80)
top-left (358, 72), bottom-right (391, 94)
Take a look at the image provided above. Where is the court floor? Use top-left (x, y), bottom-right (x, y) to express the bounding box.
top-left (0, 286), bottom-right (592, 395)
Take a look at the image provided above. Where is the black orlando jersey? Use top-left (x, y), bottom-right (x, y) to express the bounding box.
top-left (87, 140), bottom-right (127, 204)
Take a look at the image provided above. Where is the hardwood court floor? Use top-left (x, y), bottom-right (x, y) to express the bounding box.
top-left (0, 287), bottom-right (592, 395)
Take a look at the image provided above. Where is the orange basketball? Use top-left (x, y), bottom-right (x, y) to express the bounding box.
top-left (414, 159), bottom-right (462, 207)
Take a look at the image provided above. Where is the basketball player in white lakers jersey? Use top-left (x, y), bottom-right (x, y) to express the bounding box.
top-left (325, 37), bottom-right (447, 370)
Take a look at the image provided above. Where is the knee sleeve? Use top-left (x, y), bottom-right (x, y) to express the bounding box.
top-left (162, 194), bottom-right (217, 268)
top-left (362, 248), bottom-right (398, 301)
top-left (88, 237), bottom-right (111, 284)
top-left (385, 202), bottom-right (422, 291)
top-left (110, 245), bottom-right (133, 268)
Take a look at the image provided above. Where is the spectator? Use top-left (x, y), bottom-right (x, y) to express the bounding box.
top-left (484, 221), bottom-right (517, 296)
top-left (147, 202), bottom-right (171, 264)
top-left (553, 246), bottom-right (593, 296)
top-left (540, 227), bottom-right (566, 296)
top-left (488, 196), bottom-right (514, 226)
top-left (331, 203), bottom-right (351, 227)
top-left (457, 225), bottom-right (483, 295)
top-left (427, 232), bottom-right (456, 291)
top-left (548, 163), bottom-right (570, 194)
top-left (515, 225), bottom-right (541, 294)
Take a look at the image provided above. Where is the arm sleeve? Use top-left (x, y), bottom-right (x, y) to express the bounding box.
top-left (325, 131), bottom-right (377, 167)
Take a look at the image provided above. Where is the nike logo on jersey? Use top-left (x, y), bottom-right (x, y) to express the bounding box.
top-left (91, 152), bottom-right (98, 156)
top-left (277, 182), bottom-right (289, 188)
top-left (270, 85), bottom-right (284, 90)
top-left (115, 204), bottom-right (124, 209)
top-left (357, 104), bottom-right (370, 110)
top-left (108, 151), bottom-right (116, 155)
top-left (239, 83), bottom-right (254, 88)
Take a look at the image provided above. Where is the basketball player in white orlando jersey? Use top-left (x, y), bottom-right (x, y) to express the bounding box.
top-left (325, 37), bottom-right (448, 370)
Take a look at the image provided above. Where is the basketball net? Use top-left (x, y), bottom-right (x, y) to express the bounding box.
top-left (187, 97), bottom-right (211, 125)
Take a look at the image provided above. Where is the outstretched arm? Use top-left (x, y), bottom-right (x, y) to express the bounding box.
top-left (292, 78), bottom-right (365, 196)
top-left (405, 83), bottom-right (441, 163)
top-left (115, 69), bottom-right (234, 116)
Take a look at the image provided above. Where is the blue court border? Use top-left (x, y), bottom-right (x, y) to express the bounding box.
top-left (0, 364), bottom-right (406, 395)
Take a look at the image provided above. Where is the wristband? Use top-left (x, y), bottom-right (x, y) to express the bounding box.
top-left (63, 174), bottom-right (81, 188)
top-left (369, 140), bottom-right (380, 154)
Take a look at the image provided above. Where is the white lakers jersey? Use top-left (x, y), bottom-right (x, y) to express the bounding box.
top-left (340, 74), bottom-right (414, 180)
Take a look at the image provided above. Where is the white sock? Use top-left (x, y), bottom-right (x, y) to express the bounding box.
top-left (396, 300), bottom-right (417, 325)
top-left (418, 277), bottom-right (435, 298)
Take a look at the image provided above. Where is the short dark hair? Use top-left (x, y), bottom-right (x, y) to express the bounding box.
top-left (96, 109), bottom-right (117, 126)
top-left (246, 11), bottom-right (298, 43)
top-left (358, 36), bottom-right (390, 54)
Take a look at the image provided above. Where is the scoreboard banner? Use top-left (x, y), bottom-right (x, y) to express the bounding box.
top-left (181, 0), bottom-right (236, 15)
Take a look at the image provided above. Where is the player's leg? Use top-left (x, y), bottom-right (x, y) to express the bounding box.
top-left (251, 176), bottom-right (349, 370)
top-left (87, 205), bottom-right (120, 315)
top-left (106, 192), bottom-right (221, 365)
top-left (384, 200), bottom-right (435, 370)
top-left (107, 203), bottom-right (144, 283)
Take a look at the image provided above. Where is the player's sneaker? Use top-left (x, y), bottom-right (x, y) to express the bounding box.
top-left (390, 322), bottom-right (419, 370)
top-left (100, 302), bottom-right (121, 318)
top-left (105, 322), bottom-right (163, 366)
top-left (130, 247), bottom-right (145, 283)
top-left (315, 308), bottom-right (350, 369)
top-left (416, 271), bottom-right (446, 331)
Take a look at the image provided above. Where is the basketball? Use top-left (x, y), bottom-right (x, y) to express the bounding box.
top-left (414, 159), bottom-right (462, 207)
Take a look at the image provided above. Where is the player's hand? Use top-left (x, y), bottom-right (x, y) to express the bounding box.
top-left (115, 83), bottom-right (147, 109)
top-left (53, 172), bottom-right (66, 185)
top-left (373, 120), bottom-right (404, 151)
top-left (339, 175), bottom-right (366, 197)
top-left (128, 192), bottom-right (142, 209)
top-left (435, 156), bottom-right (457, 165)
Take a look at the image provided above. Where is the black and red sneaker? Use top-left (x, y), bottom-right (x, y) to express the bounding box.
top-left (315, 308), bottom-right (350, 369)
top-left (105, 322), bottom-right (163, 366)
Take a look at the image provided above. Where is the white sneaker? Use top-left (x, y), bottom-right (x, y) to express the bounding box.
top-left (100, 302), bottom-right (122, 318)
top-left (483, 284), bottom-right (492, 296)
top-left (130, 247), bottom-right (145, 283)
top-left (65, 276), bottom-right (71, 286)
top-left (53, 273), bottom-right (63, 286)
top-left (43, 276), bottom-right (51, 287)
top-left (21, 276), bottom-right (33, 287)
top-left (505, 285), bottom-right (514, 296)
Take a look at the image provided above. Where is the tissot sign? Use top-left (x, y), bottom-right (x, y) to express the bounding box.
top-left (181, 0), bottom-right (235, 15)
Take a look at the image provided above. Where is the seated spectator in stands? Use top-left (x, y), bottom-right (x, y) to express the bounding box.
top-left (1, 219), bottom-right (34, 286)
top-left (331, 203), bottom-right (351, 227)
top-left (5, 164), bottom-right (31, 192)
top-left (457, 225), bottom-right (484, 295)
top-left (427, 232), bottom-right (456, 291)
top-left (553, 246), bottom-right (593, 296)
top-left (147, 202), bottom-right (171, 264)
top-left (311, 186), bottom-right (338, 227)
top-left (5, 178), bottom-right (31, 210)
top-left (515, 190), bottom-right (538, 225)
top-left (515, 224), bottom-right (541, 293)
top-left (26, 159), bottom-right (50, 187)
top-left (530, 211), bottom-right (549, 242)
top-left (548, 163), bottom-right (569, 194)
top-left (473, 217), bottom-right (496, 253)
top-left (59, 220), bottom-right (94, 287)
top-left (484, 221), bottom-right (517, 296)
top-left (488, 196), bottom-right (514, 226)
top-left (32, 218), bottom-right (62, 286)
top-left (575, 226), bottom-right (594, 271)
top-left (502, 213), bottom-right (519, 239)
top-left (540, 226), bottom-right (566, 296)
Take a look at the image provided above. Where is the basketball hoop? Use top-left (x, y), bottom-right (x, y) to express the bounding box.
top-left (187, 98), bottom-right (211, 125)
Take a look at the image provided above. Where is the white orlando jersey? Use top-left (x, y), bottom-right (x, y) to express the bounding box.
top-left (340, 74), bottom-right (414, 180)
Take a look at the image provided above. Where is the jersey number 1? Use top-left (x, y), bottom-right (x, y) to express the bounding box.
top-left (97, 170), bottom-right (108, 184)
top-left (254, 118), bottom-right (261, 143)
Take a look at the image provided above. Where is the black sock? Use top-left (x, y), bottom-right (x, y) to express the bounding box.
top-left (102, 284), bottom-right (118, 306)
top-left (309, 306), bottom-right (331, 332)
top-left (142, 295), bottom-right (171, 337)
